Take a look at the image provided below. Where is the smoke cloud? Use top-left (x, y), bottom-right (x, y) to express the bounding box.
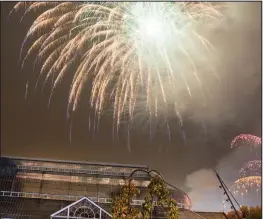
top-left (186, 169), bottom-right (224, 212)
top-left (186, 148), bottom-right (261, 212)
top-left (185, 2), bottom-right (261, 127)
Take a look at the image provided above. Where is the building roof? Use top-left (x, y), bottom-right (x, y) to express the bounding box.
top-left (195, 211), bottom-right (228, 219)
top-left (2, 156), bottom-right (148, 169)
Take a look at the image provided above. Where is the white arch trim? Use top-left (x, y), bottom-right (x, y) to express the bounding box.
top-left (50, 196), bottom-right (112, 219)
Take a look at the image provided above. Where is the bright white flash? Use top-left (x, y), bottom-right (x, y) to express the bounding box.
top-left (140, 18), bottom-right (163, 39)
top-left (129, 3), bottom-right (171, 45)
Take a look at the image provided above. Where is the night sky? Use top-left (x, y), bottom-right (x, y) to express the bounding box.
top-left (1, 2), bottom-right (261, 211)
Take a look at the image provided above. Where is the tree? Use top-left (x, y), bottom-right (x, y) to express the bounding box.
top-left (142, 176), bottom-right (178, 219)
top-left (112, 175), bottom-right (179, 219)
top-left (226, 206), bottom-right (262, 219)
top-left (240, 206), bottom-right (249, 218)
top-left (111, 182), bottom-right (140, 219)
top-left (247, 206), bottom-right (261, 219)
top-left (226, 209), bottom-right (243, 219)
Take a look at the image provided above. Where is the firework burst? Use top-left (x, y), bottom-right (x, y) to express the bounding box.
top-left (229, 134), bottom-right (262, 201)
top-left (239, 160), bottom-right (261, 178)
top-left (231, 134), bottom-right (262, 150)
top-left (12, 2), bottom-right (225, 142)
top-left (232, 176), bottom-right (261, 194)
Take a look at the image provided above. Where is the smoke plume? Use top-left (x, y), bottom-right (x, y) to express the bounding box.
top-left (186, 147), bottom-right (261, 212)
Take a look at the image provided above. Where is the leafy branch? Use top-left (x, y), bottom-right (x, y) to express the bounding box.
top-left (112, 175), bottom-right (179, 219)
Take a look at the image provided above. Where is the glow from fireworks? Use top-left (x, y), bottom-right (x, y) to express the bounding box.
top-left (231, 134), bottom-right (262, 149)
top-left (231, 161), bottom-right (262, 197)
top-left (239, 160), bottom-right (261, 178)
top-left (232, 176), bottom-right (261, 192)
top-left (12, 2), bottom-right (224, 138)
top-left (228, 135), bottom-right (262, 203)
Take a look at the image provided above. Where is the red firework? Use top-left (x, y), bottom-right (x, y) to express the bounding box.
top-left (231, 134), bottom-right (261, 149)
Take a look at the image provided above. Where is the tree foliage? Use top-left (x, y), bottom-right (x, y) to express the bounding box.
top-left (112, 182), bottom-right (141, 219)
top-left (247, 206), bottom-right (262, 219)
top-left (143, 176), bottom-right (178, 219)
top-left (226, 206), bottom-right (261, 219)
top-left (112, 176), bottom-right (179, 219)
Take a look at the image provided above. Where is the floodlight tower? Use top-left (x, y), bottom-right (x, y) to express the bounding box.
top-left (214, 170), bottom-right (242, 219)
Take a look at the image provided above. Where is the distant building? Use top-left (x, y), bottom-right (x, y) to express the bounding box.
top-left (0, 156), bottom-right (192, 219)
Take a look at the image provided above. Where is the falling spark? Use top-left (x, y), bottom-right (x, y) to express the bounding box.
top-left (25, 81), bottom-right (28, 99)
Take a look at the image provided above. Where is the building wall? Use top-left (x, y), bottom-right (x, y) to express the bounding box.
top-left (0, 157), bottom-right (192, 218)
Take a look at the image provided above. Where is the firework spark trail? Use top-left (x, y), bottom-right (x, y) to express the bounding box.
top-left (24, 81), bottom-right (28, 99)
top-left (239, 160), bottom-right (261, 178)
top-left (232, 176), bottom-right (262, 191)
top-left (231, 134), bottom-right (262, 149)
top-left (231, 177), bottom-right (261, 199)
top-left (180, 125), bottom-right (187, 146)
top-left (12, 2), bottom-right (225, 142)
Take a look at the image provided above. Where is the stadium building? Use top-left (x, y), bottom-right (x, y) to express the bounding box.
top-left (0, 157), bottom-right (226, 219)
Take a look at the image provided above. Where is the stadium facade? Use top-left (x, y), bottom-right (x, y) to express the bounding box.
top-left (0, 156), bottom-right (206, 219)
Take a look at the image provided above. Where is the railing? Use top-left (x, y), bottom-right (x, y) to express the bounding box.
top-left (0, 213), bottom-right (42, 219)
top-left (15, 165), bottom-right (150, 179)
top-left (0, 191), bottom-right (191, 209)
